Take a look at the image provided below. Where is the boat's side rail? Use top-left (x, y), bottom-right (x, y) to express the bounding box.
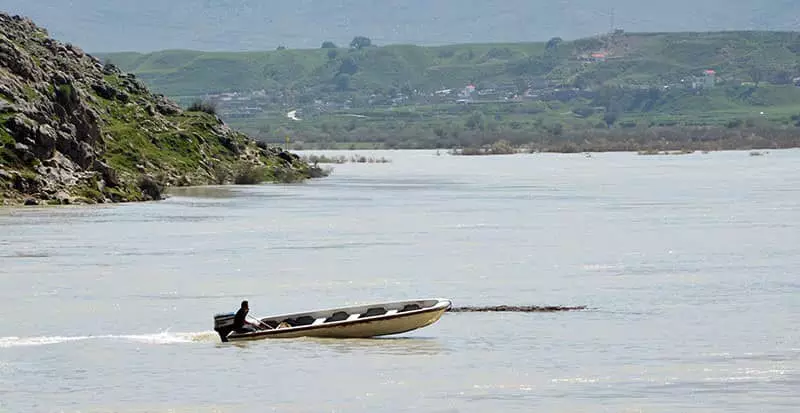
top-left (262, 300), bottom-right (450, 329)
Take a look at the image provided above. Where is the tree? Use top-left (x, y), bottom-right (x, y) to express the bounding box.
top-left (770, 70), bottom-right (792, 85)
top-left (465, 111), bottom-right (486, 131)
top-left (749, 66), bottom-right (763, 86)
top-left (572, 74), bottom-right (590, 89)
top-left (338, 57), bottom-right (359, 75)
top-left (400, 82), bottom-right (414, 97)
top-left (546, 37), bottom-right (563, 51)
top-left (350, 36), bottom-right (372, 50)
top-left (792, 114), bottom-right (800, 127)
top-left (604, 111), bottom-right (619, 127)
top-left (334, 73), bottom-right (351, 91)
top-left (514, 78), bottom-right (529, 95)
top-left (321, 41), bottom-right (337, 49)
top-left (789, 39), bottom-right (800, 54)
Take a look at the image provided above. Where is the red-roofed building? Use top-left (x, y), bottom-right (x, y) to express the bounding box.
top-left (703, 69), bottom-right (716, 88)
top-left (689, 69), bottom-right (716, 90)
top-left (590, 52), bottom-right (607, 62)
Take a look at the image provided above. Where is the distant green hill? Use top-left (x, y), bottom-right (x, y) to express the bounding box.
top-left (99, 31), bottom-right (800, 151)
top-left (101, 31), bottom-right (800, 95)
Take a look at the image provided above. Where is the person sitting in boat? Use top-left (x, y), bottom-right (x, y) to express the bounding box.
top-left (232, 300), bottom-right (262, 333)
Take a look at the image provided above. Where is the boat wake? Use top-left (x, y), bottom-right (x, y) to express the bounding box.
top-left (448, 305), bottom-right (588, 313)
top-left (0, 330), bottom-right (219, 348)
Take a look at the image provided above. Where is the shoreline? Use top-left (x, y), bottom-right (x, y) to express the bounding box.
top-left (293, 146), bottom-right (797, 156)
top-left (0, 177), bottom-right (324, 208)
top-left (3, 147), bottom-right (793, 207)
top-left (284, 134), bottom-right (800, 154)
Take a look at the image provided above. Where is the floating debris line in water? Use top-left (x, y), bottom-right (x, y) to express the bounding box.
top-left (448, 305), bottom-right (587, 313)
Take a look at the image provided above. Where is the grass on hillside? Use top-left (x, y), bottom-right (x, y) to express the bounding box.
top-left (97, 31), bottom-right (800, 152)
top-left (89, 74), bottom-right (311, 198)
top-left (0, 120), bottom-right (18, 167)
top-left (101, 31), bottom-right (800, 95)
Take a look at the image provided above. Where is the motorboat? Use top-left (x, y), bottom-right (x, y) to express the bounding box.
top-left (213, 298), bottom-right (451, 342)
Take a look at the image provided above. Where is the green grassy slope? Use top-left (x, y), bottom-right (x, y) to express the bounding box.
top-left (0, 13), bottom-right (323, 206)
top-left (101, 31), bottom-right (800, 95)
top-left (98, 31), bottom-right (800, 151)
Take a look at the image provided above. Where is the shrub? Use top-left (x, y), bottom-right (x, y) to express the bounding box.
top-left (726, 118), bottom-right (744, 128)
top-left (233, 164), bottom-right (266, 184)
top-left (210, 164), bottom-right (230, 184)
top-left (55, 84), bottom-right (79, 108)
top-left (273, 168), bottom-right (306, 183)
top-left (187, 99), bottom-right (217, 115)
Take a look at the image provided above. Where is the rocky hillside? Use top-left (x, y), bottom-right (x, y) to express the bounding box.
top-left (0, 13), bottom-right (325, 206)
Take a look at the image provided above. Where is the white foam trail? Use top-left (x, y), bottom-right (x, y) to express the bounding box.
top-left (0, 335), bottom-right (91, 348)
top-left (116, 331), bottom-right (219, 344)
top-left (0, 331), bottom-right (218, 348)
top-left (581, 263), bottom-right (622, 271)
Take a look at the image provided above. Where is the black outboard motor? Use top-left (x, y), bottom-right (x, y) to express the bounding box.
top-left (213, 312), bottom-right (236, 342)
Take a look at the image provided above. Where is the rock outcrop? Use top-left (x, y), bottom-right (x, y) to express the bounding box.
top-left (0, 13), bottom-right (325, 206)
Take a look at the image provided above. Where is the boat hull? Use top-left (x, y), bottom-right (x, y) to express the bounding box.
top-left (219, 298), bottom-right (451, 342)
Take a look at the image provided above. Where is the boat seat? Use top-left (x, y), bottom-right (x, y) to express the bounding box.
top-left (294, 316), bottom-right (315, 326)
top-left (326, 311), bottom-right (349, 322)
top-left (346, 313), bottom-right (360, 321)
top-left (385, 309), bottom-right (399, 316)
top-left (400, 304), bottom-right (421, 312)
top-left (362, 307), bottom-right (387, 318)
top-left (312, 317), bottom-right (327, 326)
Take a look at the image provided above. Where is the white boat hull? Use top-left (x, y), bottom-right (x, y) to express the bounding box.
top-left (215, 298), bottom-right (451, 342)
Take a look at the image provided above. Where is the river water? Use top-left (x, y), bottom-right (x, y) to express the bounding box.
top-left (1, 149), bottom-right (799, 412)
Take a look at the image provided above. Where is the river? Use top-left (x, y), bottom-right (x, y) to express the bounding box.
top-left (1, 149), bottom-right (799, 412)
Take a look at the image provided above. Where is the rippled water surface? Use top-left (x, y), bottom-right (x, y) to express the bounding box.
top-left (2, 150), bottom-right (799, 412)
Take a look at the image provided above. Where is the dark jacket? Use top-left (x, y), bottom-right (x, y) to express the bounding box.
top-left (233, 308), bottom-right (248, 330)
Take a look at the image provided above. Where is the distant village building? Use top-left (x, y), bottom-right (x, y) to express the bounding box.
top-left (578, 50), bottom-right (608, 63)
top-left (456, 84), bottom-right (477, 103)
top-left (703, 70), bottom-right (716, 88)
top-left (460, 84), bottom-right (476, 98)
top-left (690, 69), bottom-right (717, 90)
top-left (434, 88), bottom-right (452, 96)
top-left (590, 52), bottom-right (607, 62)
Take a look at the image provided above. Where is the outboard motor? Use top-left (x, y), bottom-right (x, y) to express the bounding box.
top-left (213, 312), bottom-right (236, 342)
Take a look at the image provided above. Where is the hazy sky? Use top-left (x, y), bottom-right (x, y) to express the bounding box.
top-left (4, 0), bottom-right (798, 52)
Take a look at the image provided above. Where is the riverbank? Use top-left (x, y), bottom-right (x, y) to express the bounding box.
top-left (443, 125), bottom-right (800, 156)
